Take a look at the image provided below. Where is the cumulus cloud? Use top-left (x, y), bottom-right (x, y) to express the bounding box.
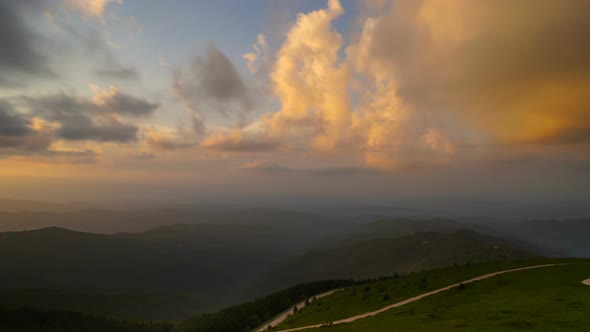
top-left (208, 0), bottom-right (590, 170)
top-left (360, 0), bottom-right (590, 147)
top-left (246, 0), bottom-right (451, 169)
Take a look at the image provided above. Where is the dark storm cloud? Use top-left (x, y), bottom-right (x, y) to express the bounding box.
top-left (17, 90), bottom-right (159, 143)
top-left (25, 91), bottom-right (158, 118)
top-left (0, 0), bottom-right (52, 84)
top-left (55, 113), bottom-right (138, 142)
top-left (0, 100), bottom-right (100, 163)
top-left (172, 45), bottom-right (255, 133)
top-left (191, 46), bottom-right (249, 104)
top-left (0, 102), bottom-right (31, 137)
top-left (0, 101), bottom-right (53, 153)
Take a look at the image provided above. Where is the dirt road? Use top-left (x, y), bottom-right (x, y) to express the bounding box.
top-left (255, 288), bottom-right (343, 332)
top-left (273, 263), bottom-right (566, 332)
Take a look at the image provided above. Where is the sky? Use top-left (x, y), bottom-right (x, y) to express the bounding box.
top-left (1, 0), bottom-right (589, 211)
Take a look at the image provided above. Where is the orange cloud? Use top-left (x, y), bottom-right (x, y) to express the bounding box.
top-left (63, 0), bottom-right (123, 18)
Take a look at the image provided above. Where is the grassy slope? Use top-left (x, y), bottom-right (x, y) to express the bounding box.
top-left (276, 258), bottom-right (589, 330)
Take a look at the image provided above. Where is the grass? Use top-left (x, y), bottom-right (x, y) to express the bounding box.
top-left (275, 258), bottom-right (590, 331)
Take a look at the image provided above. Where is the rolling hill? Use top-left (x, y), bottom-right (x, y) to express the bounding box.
top-left (481, 219), bottom-right (590, 257)
top-left (253, 230), bottom-right (537, 293)
top-left (0, 224), bottom-right (310, 319)
top-left (271, 259), bottom-right (590, 331)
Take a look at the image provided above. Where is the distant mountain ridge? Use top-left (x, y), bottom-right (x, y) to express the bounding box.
top-left (253, 229), bottom-right (537, 293)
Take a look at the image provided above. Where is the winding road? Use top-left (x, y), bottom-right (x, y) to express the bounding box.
top-left (267, 263), bottom-right (567, 332)
top-left (255, 289), bottom-right (343, 332)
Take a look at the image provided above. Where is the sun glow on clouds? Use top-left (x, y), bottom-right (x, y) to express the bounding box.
top-left (64, 0), bottom-right (123, 18)
top-left (2, 0), bottom-right (590, 187)
top-left (204, 0), bottom-right (590, 170)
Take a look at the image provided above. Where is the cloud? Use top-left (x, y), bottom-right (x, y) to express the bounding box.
top-left (201, 130), bottom-right (278, 152)
top-left (63, 0), bottom-right (123, 19)
top-left (172, 45), bottom-right (255, 132)
top-left (94, 66), bottom-right (138, 80)
top-left (0, 103), bottom-right (98, 164)
top-left (15, 87), bottom-right (158, 143)
top-left (234, 160), bottom-right (380, 176)
top-left (243, 34), bottom-right (269, 73)
top-left (0, 0), bottom-right (52, 84)
top-left (56, 24), bottom-right (138, 81)
top-left (0, 102), bottom-right (32, 138)
top-left (0, 103), bottom-right (54, 152)
top-left (146, 132), bottom-right (196, 151)
top-left (263, 0), bottom-right (350, 151)
top-left (128, 151), bottom-right (156, 160)
top-left (218, 0), bottom-right (590, 170)
top-left (359, 0), bottom-right (590, 147)
top-left (235, 160), bottom-right (286, 172)
top-left (55, 114), bottom-right (138, 142)
top-left (89, 86), bottom-right (159, 116)
top-left (25, 87), bottom-right (158, 118)
top-left (20, 148), bottom-right (101, 164)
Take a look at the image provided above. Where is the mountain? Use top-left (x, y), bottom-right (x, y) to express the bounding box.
top-left (317, 218), bottom-right (559, 257)
top-left (0, 198), bottom-right (93, 213)
top-left (254, 230), bottom-right (537, 293)
top-left (479, 219), bottom-right (590, 257)
top-left (0, 223), bottom-right (313, 319)
top-left (0, 207), bottom-right (337, 237)
top-left (318, 218), bottom-right (466, 249)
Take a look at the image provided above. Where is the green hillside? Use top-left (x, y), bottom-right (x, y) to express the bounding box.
top-left (257, 230), bottom-right (537, 292)
top-left (272, 259), bottom-right (590, 331)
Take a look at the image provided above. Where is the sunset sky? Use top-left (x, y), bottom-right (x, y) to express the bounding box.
top-left (1, 0), bottom-right (589, 206)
